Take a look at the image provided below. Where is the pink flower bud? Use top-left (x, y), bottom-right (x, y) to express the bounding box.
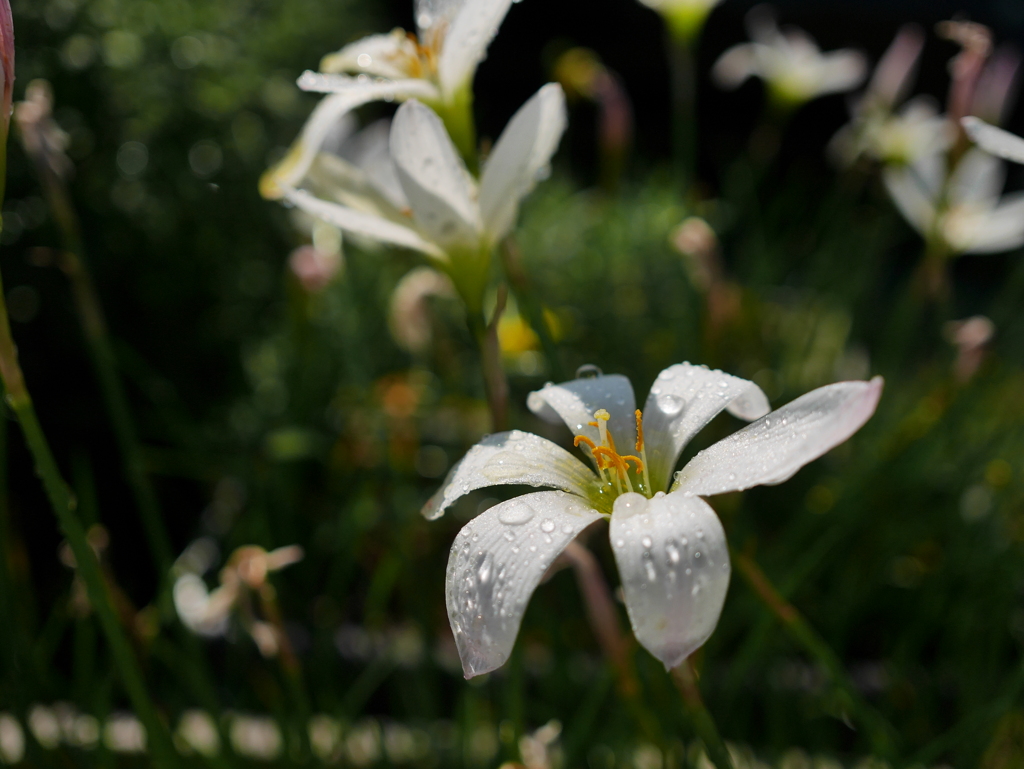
top-left (0, 0), bottom-right (13, 134)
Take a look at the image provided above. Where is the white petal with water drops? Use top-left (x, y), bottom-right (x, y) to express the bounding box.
top-left (673, 377), bottom-right (883, 497)
top-left (446, 490), bottom-right (603, 677)
top-left (609, 492), bottom-right (730, 669)
top-left (281, 186), bottom-right (446, 260)
top-left (526, 374), bottom-right (637, 464)
top-left (391, 100), bottom-right (482, 250)
top-left (421, 431), bottom-right (599, 520)
top-left (438, 0), bottom-right (516, 98)
top-left (479, 83), bottom-right (567, 242)
top-left (641, 363), bottom-right (770, 494)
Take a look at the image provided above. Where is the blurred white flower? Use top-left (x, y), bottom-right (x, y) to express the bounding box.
top-left (229, 714), bottom-right (282, 761)
top-left (173, 542), bottom-right (304, 650)
top-left (962, 117), bottom-right (1024, 165)
top-left (944, 315), bottom-right (995, 382)
top-left (389, 266), bottom-right (456, 354)
top-left (175, 710), bottom-right (220, 757)
top-left (0, 713), bottom-right (25, 764)
top-left (517, 719), bottom-right (562, 769)
top-left (426, 363), bottom-right (881, 676)
top-left (269, 85), bottom-right (566, 309)
top-left (635, 0), bottom-right (723, 41)
top-left (14, 80), bottom-right (74, 181)
top-left (713, 6), bottom-right (866, 108)
top-left (308, 715), bottom-right (343, 762)
top-left (27, 704), bottom-right (61, 750)
top-left (103, 713), bottom-right (146, 754)
top-left (884, 148), bottom-right (1024, 255)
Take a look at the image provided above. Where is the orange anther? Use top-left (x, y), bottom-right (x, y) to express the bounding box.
top-left (574, 435), bottom-right (597, 451)
top-left (635, 409), bottom-right (644, 452)
top-left (623, 455), bottom-right (645, 473)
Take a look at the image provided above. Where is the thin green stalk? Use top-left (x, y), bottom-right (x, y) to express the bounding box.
top-left (468, 285), bottom-right (510, 432)
top-left (667, 34), bottom-right (697, 189)
top-left (731, 548), bottom-right (899, 758)
top-left (499, 237), bottom-right (565, 381)
top-left (1, 386), bottom-right (178, 767)
top-left (671, 661), bottom-right (734, 769)
top-left (37, 173), bottom-right (176, 582)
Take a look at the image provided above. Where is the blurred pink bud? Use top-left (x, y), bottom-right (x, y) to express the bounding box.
top-left (14, 80), bottom-right (73, 181)
top-left (971, 45), bottom-right (1021, 126)
top-left (0, 0), bottom-right (13, 134)
top-left (388, 266), bottom-right (455, 355)
top-left (938, 20), bottom-right (993, 125)
top-left (944, 315), bottom-right (994, 383)
top-left (289, 245), bottom-right (341, 292)
top-left (671, 217), bottom-right (722, 292)
top-left (868, 25), bottom-right (925, 109)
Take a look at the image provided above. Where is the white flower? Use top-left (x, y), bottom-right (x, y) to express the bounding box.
top-left (635, 0), bottom-right (723, 40)
top-left (884, 147), bottom-right (1024, 255)
top-left (712, 7), bottom-right (866, 107)
top-left (425, 363), bottom-right (882, 677)
top-left (830, 28), bottom-right (952, 168)
top-left (962, 116), bottom-right (1024, 165)
top-left (268, 85), bottom-right (566, 306)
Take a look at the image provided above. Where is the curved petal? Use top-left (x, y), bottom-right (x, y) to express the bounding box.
top-left (883, 163), bottom-right (938, 235)
top-left (816, 50), bottom-right (867, 96)
top-left (296, 71), bottom-right (440, 102)
top-left (526, 374), bottom-right (637, 462)
top-left (281, 186), bottom-right (446, 260)
top-left (422, 430), bottom-right (599, 520)
top-left (642, 363), bottom-right (770, 494)
top-left (711, 44), bottom-right (757, 89)
top-left (674, 377), bottom-right (884, 497)
top-left (446, 490), bottom-right (603, 677)
top-left (336, 118), bottom-right (409, 211)
top-left (963, 117), bottom-right (1024, 165)
top-left (391, 100), bottom-right (482, 249)
top-left (949, 148), bottom-right (1005, 208)
top-left (415, 0), bottom-right (466, 43)
top-left (438, 0), bottom-right (515, 98)
top-left (955, 191), bottom-right (1024, 254)
top-left (610, 492), bottom-right (730, 670)
top-left (320, 30), bottom-right (423, 81)
top-left (479, 83), bottom-right (567, 242)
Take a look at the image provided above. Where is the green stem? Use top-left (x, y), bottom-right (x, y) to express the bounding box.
top-left (36, 167), bottom-right (175, 583)
top-left (671, 661), bottom-right (734, 769)
top-left (467, 285), bottom-right (510, 432)
top-left (499, 237), bottom-right (565, 381)
top-left (667, 33), bottom-right (697, 189)
top-left (436, 88), bottom-right (478, 174)
top-left (731, 548), bottom-right (899, 757)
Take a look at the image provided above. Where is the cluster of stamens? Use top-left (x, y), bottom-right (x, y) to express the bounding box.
top-left (574, 409), bottom-right (653, 498)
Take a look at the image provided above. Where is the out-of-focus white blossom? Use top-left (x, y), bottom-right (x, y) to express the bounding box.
top-left (389, 266), bottom-right (456, 354)
top-left (963, 117), bottom-right (1024, 165)
top-left (884, 148), bottom-right (1024, 255)
top-left (14, 80), bottom-right (74, 181)
top-left (944, 315), bottom-right (995, 382)
top-left (0, 713), bottom-right (25, 764)
top-left (713, 6), bottom-right (866, 108)
top-left (229, 714), bottom-right (282, 761)
top-left (345, 719), bottom-right (382, 767)
top-left (175, 709), bottom-right (220, 757)
top-left (517, 720), bottom-right (562, 769)
top-left (308, 715), bottom-right (343, 762)
top-left (27, 705), bottom-right (61, 750)
top-left (103, 713), bottom-right (146, 754)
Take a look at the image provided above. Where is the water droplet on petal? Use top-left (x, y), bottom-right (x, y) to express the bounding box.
top-left (655, 393), bottom-right (685, 416)
top-left (641, 535), bottom-right (653, 549)
top-left (498, 500), bottom-right (535, 526)
top-left (540, 519), bottom-right (555, 533)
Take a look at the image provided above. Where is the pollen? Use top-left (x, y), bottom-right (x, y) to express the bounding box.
top-left (582, 408), bottom-right (651, 497)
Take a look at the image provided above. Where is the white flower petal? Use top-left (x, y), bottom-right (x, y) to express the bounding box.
top-left (319, 31), bottom-right (422, 81)
top-left (422, 430), bottom-right (598, 520)
top-left (815, 50), bottom-right (867, 96)
top-left (479, 83), bottom-right (567, 242)
top-left (438, 0), bottom-right (515, 98)
top-left (642, 363), bottom-right (770, 494)
top-left (962, 117), bottom-right (1024, 165)
top-left (281, 186), bottom-right (446, 259)
top-left (883, 163), bottom-right (938, 235)
top-left (526, 374), bottom-right (637, 462)
top-left (610, 492), bottom-right (730, 670)
top-left (391, 100), bottom-right (482, 249)
top-left (446, 490), bottom-right (603, 677)
top-left (416, 0), bottom-right (466, 39)
top-left (296, 71), bottom-right (440, 102)
top-left (711, 44), bottom-right (757, 89)
top-left (948, 148), bottom-right (1005, 208)
top-left (335, 118), bottom-right (409, 211)
top-left (956, 192), bottom-right (1024, 254)
top-left (674, 377), bottom-right (883, 497)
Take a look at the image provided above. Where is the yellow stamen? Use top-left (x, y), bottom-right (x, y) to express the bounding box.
top-left (593, 409), bottom-right (611, 451)
top-left (574, 435), bottom-right (597, 451)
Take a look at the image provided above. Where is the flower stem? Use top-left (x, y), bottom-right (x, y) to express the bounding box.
top-left (667, 33), bottom-right (698, 189)
top-left (499, 237), bottom-right (565, 381)
top-left (671, 660), bottom-right (735, 769)
top-left (731, 547), bottom-right (899, 757)
top-left (560, 541), bottom-right (662, 744)
top-left (468, 285), bottom-right (510, 432)
top-left (29, 155), bottom-right (176, 584)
